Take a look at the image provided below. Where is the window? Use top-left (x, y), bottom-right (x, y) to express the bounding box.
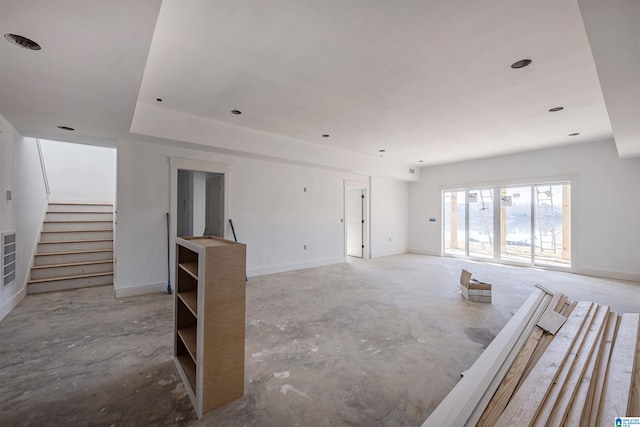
top-left (443, 182), bottom-right (571, 268)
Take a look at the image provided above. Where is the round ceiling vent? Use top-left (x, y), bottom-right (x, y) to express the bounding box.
top-left (511, 59), bottom-right (532, 69)
top-left (4, 34), bottom-right (41, 50)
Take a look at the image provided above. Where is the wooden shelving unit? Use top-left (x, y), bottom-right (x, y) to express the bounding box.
top-left (174, 236), bottom-right (246, 418)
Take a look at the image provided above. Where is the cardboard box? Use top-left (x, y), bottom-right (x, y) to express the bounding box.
top-left (459, 269), bottom-right (492, 303)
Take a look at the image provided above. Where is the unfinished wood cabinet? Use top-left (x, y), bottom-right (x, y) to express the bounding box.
top-left (174, 236), bottom-right (246, 418)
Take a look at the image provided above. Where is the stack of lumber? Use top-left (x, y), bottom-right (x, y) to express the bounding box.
top-left (423, 286), bottom-right (640, 426)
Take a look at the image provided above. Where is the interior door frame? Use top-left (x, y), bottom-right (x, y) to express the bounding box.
top-left (343, 178), bottom-right (370, 259)
top-left (170, 157), bottom-right (231, 288)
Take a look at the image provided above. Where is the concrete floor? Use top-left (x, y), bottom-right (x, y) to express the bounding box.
top-left (0, 254), bottom-right (638, 426)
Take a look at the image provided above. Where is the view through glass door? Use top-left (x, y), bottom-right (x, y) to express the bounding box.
top-left (443, 182), bottom-right (571, 268)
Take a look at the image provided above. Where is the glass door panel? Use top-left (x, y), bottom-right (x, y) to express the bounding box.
top-left (468, 189), bottom-right (493, 258)
top-left (534, 183), bottom-right (571, 267)
top-left (499, 187), bottom-right (532, 263)
top-left (443, 191), bottom-right (466, 256)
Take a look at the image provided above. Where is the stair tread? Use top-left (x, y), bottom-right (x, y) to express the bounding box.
top-left (39, 239), bottom-right (113, 244)
top-left (32, 260), bottom-right (114, 270)
top-left (44, 221), bottom-right (112, 224)
top-left (35, 249), bottom-right (113, 256)
top-left (28, 271), bottom-right (113, 284)
top-left (41, 229), bottom-right (113, 233)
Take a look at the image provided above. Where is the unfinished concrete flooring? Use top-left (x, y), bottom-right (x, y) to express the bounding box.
top-left (1, 254), bottom-right (638, 426)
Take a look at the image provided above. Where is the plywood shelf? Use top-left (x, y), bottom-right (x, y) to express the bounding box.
top-left (178, 291), bottom-right (198, 317)
top-left (178, 327), bottom-right (197, 362)
top-left (179, 262), bottom-right (198, 279)
top-left (177, 353), bottom-right (196, 391)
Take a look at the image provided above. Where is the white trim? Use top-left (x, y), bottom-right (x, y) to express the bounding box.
top-left (0, 285), bottom-right (26, 322)
top-left (575, 268), bottom-right (640, 283)
top-left (408, 249), bottom-right (440, 256)
top-left (371, 249), bottom-right (409, 258)
top-left (114, 282), bottom-right (167, 298)
top-left (247, 257), bottom-right (345, 278)
top-left (169, 157), bottom-right (231, 294)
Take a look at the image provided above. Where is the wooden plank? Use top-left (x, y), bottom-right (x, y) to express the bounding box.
top-left (542, 304), bottom-right (609, 426)
top-left (465, 294), bottom-right (552, 427)
top-left (422, 289), bottom-right (549, 427)
top-left (477, 293), bottom-right (570, 426)
top-left (532, 303), bottom-right (599, 426)
top-left (629, 325), bottom-right (640, 417)
top-left (596, 313), bottom-right (640, 424)
top-left (537, 310), bottom-right (568, 335)
top-left (564, 309), bottom-right (608, 426)
top-left (477, 326), bottom-right (545, 426)
top-left (587, 312), bottom-right (619, 427)
top-left (495, 301), bottom-right (593, 427)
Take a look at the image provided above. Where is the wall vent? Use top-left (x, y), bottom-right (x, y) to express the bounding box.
top-left (409, 168), bottom-right (415, 174)
top-left (2, 231), bottom-right (16, 287)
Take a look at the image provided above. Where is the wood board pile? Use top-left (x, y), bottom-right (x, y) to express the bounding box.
top-left (423, 286), bottom-right (640, 427)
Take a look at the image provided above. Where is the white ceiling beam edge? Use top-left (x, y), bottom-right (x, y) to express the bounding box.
top-left (577, 0), bottom-right (640, 159)
top-left (130, 102), bottom-right (418, 182)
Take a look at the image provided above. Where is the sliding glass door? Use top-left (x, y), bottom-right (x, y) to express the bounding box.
top-left (500, 186), bottom-right (532, 264)
top-left (443, 182), bottom-right (571, 268)
top-left (468, 189), bottom-right (494, 259)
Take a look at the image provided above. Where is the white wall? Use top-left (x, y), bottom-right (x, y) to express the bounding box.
top-left (115, 138), bottom-right (410, 295)
top-left (370, 176), bottom-right (409, 258)
top-left (0, 116), bottom-right (49, 321)
top-left (409, 139), bottom-right (640, 281)
top-left (39, 139), bottom-right (116, 203)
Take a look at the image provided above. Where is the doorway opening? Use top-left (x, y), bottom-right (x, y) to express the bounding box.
top-left (176, 170), bottom-right (224, 238)
top-left (346, 188), bottom-right (364, 258)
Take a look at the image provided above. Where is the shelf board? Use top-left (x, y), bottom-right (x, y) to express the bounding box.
top-left (177, 327), bottom-right (197, 362)
top-left (178, 291), bottom-right (198, 317)
top-left (177, 353), bottom-right (196, 391)
top-left (179, 262), bottom-right (198, 279)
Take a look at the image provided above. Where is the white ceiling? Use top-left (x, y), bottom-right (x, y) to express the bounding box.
top-left (1, 0), bottom-right (637, 172)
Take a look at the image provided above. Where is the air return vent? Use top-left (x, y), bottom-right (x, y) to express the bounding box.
top-left (2, 231), bottom-right (16, 287)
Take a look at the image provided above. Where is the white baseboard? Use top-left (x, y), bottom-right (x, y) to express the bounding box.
top-left (370, 249), bottom-right (409, 258)
top-left (247, 257), bottom-right (345, 278)
top-left (408, 248), bottom-right (441, 256)
top-left (114, 281), bottom-right (168, 298)
top-left (0, 286), bottom-right (27, 322)
top-left (575, 267), bottom-right (640, 282)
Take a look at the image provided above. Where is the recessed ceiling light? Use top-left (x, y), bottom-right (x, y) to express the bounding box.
top-left (57, 126), bottom-right (75, 131)
top-left (378, 149), bottom-right (386, 153)
top-left (569, 132), bottom-right (580, 136)
top-left (322, 134), bottom-right (330, 138)
top-left (4, 33), bottom-right (41, 50)
top-left (156, 98), bottom-right (163, 102)
top-left (418, 160), bottom-right (424, 163)
top-left (231, 110), bottom-right (242, 115)
top-left (510, 59), bottom-right (532, 69)
top-left (548, 107), bottom-right (564, 112)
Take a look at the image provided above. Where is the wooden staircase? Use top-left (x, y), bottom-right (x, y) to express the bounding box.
top-left (28, 203), bottom-right (114, 294)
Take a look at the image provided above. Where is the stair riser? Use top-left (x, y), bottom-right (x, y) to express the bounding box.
top-left (40, 230), bottom-right (113, 242)
top-left (46, 212), bottom-right (113, 222)
top-left (43, 221), bottom-right (113, 232)
top-left (34, 251), bottom-right (113, 266)
top-left (38, 240), bottom-right (113, 253)
top-left (28, 274), bottom-right (113, 294)
top-left (31, 262), bottom-right (113, 280)
top-left (47, 204), bottom-right (113, 213)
